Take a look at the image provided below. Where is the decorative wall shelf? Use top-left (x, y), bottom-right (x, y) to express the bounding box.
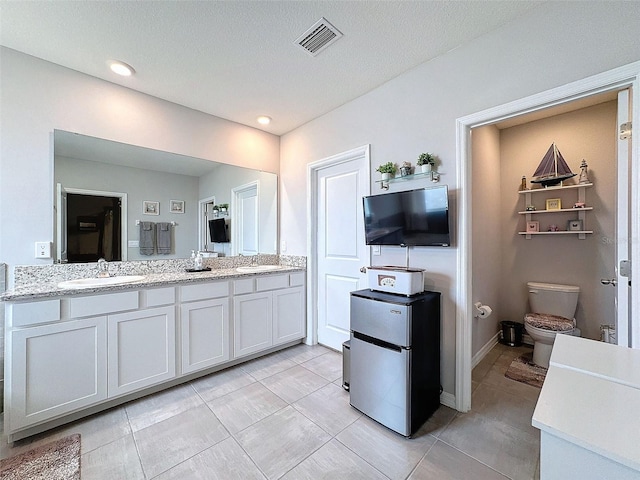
top-left (518, 183), bottom-right (593, 239)
top-left (518, 231), bottom-right (593, 236)
top-left (376, 170), bottom-right (440, 190)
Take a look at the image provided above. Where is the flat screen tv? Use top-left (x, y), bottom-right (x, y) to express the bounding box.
top-left (363, 186), bottom-right (450, 247)
top-left (208, 218), bottom-right (229, 243)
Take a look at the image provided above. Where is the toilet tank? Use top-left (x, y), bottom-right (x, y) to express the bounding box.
top-left (527, 282), bottom-right (580, 319)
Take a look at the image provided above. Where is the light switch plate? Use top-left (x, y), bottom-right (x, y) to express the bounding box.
top-left (372, 245), bottom-right (381, 255)
top-left (35, 241), bottom-right (52, 258)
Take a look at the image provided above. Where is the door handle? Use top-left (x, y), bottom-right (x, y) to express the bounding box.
top-left (601, 278), bottom-right (617, 286)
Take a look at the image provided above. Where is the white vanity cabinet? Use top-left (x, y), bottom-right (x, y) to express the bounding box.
top-left (8, 315), bottom-right (107, 430)
top-left (107, 306), bottom-right (176, 397)
top-left (233, 272), bottom-right (306, 358)
top-left (179, 281), bottom-right (230, 374)
top-left (3, 268), bottom-right (306, 442)
top-left (233, 291), bottom-right (273, 358)
top-left (273, 285), bottom-right (305, 346)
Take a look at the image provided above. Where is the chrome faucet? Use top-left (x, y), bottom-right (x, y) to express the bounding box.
top-left (251, 254), bottom-right (259, 266)
top-left (96, 258), bottom-right (110, 278)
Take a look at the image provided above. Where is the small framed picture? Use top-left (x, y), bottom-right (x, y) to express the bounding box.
top-left (170, 200), bottom-right (185, 214)
top-left (545, 198), bottom-right (562, 210)
top-left (526, 221), bottom-right (540, 233)
top-left (143, 201), bottom-right (159, 215)
top-left (567, 219), bottom-right (583, 231)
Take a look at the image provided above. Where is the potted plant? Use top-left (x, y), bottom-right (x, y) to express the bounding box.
top-left (417, 153), bottom-right (435, 173)
top-left (212, 204), bottom-right (220, 215)
top-left (219, 203), bottom-right (229, 213)
top-left (376, 162), bottom-right (397, 181)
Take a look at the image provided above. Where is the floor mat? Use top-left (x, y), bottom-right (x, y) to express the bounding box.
top-left (0, 433), bottom-right (81, 480)
top-left (504, 352), bottom-right (547, 388)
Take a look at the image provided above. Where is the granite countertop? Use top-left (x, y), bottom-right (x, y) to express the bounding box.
top-left (1, 266), bottom-right (305, 301)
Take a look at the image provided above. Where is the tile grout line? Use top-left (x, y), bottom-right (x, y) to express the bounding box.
top-left (124, 404), bottom-right (149, 480)
top-left (433, 436), bottom-right (514, 479)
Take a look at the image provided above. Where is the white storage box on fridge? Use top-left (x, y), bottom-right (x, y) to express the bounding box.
top-left (366, 266), bottom-right (424, 296)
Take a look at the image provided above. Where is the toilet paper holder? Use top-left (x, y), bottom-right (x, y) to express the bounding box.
top-left (474, 302), bottom-right (493, 318)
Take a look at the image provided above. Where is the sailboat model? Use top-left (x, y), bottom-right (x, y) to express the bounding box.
top-left (530, 143), bottom-right (576, 187)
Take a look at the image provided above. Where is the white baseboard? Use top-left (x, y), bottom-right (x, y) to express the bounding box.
top-left (440, 391), bottom-right (456, 409)
top-left (472, 332), bottom-right (500, 368)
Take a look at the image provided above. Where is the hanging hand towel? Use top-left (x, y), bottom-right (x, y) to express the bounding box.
top-left (139, 221), bottom-right (155, 255)
top-left (156, 222), bottom-right (172, 254)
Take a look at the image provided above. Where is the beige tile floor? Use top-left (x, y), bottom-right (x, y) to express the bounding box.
top-left (1, 342), bottom-right (541, 479)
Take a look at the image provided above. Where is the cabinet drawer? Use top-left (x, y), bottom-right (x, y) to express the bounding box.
top-left (181, 281), bottom-right (229, 302)
top-left (234, 278), bottom-right (254, 295)
top-left (289, 272), bottom-right (305, 287)
top-left (69, 291), bottom-right (139, 318)
top-left (256, 274), bottom-right (289, 291)
top-left (8, 299), bottom-right (61, 328)
top-left (145, 287), bottom-right (176, 307)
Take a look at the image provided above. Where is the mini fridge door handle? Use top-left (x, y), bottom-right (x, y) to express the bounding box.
top-left (352, 331), bottom-right (404, 352)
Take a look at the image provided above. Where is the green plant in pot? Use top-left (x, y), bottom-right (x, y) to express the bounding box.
top-left (376, 162), bottom-right (397, 180)
top-left (417, 153), bottom-right (435, 173)
top-left (219, 203), bottom-right (229, 213)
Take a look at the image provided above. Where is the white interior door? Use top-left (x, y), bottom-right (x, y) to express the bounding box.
top-left (233, 183), bottom-right (259, 256)
top-left (616, 89), bottom-right (633, 346)
top-left (313, 147), bottom-right (370, 350)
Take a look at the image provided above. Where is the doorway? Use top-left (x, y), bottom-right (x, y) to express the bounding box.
top-left (232, 182), bottom-right (259, 256)
top-left (456, 63), bottom-right (640, 412)
top-left (56, 185), bottom-right (128, 263)
top-left (67, 193), bottom-right (122, 262)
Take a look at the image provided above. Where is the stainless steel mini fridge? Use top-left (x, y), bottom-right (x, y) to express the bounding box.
top-left (349, 289), bottom-right (440, 436)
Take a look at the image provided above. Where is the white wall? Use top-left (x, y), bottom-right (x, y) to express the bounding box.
top-left (471, 125), bottom-right (502, 356)
top-left (0, 48), bottom-right (280, 283)
top-left (280, 2), bottom-right (640, 396)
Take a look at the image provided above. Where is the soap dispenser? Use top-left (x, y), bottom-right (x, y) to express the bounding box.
top-left (194, 251), bottom-right (204, 270)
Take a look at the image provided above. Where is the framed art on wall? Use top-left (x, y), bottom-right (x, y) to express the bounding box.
top-left (170, 200), bottom-right (185, 214)
top-left (143, 201), bottom-right (159, 215)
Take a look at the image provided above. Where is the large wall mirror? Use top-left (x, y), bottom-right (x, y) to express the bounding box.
top-left (53, 130), bottom-right (278, 263)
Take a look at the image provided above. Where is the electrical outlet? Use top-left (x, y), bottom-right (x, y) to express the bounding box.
top-left (35, 241), bottom-right (51, 258)
top-left (128, 240), bottom-right (139, 248)
top-left (372, 245), bottom-right (381, 255)
top-left (280, 240), bottom-right (287, 252)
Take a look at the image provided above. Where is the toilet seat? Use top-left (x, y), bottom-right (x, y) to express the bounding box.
top-left (524, 313), bottom-right (574, 332)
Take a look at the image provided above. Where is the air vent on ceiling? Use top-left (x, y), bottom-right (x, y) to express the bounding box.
top-left (295, 17), bottom-right (343, 57)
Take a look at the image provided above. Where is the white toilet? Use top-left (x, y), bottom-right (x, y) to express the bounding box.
top-left (524, 282), bottom-right (580, 368)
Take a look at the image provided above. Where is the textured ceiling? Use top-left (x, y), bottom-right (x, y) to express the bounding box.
top-left (0, 1), bottom-right (541, 135)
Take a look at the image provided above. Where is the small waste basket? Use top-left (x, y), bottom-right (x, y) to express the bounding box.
top-left (342, 340), bottom-right (350, 391)
top-left (500, 321), bottom-right (523, 347)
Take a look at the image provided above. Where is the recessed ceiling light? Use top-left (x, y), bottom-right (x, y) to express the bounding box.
top-left (109, 60), bottom-right (135, 77)
top-left (257, 116), bottom-right (272, 125)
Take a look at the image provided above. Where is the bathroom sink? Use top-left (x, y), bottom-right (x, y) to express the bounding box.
top-left (57, 275), bottom-right (146, 289)
top-left (236, 265), bottom-right (284, 273)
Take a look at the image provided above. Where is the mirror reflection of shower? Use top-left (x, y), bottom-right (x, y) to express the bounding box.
top-left (200, 198), bottom-right (231, 257)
